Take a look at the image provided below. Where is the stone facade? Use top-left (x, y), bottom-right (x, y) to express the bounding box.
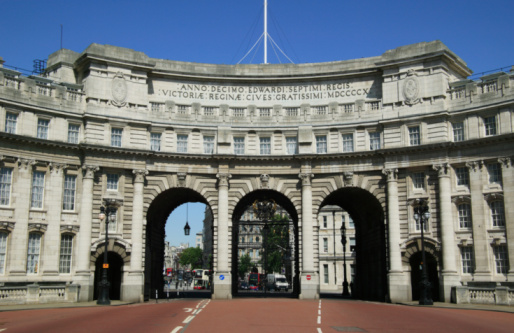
top-left (0, 41), bottom-right (513, 304)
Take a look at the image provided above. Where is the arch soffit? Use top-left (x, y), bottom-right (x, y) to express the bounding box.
top-left (402, 237), bottom-right (441, 265)
top-left (91, 238), bottom-right (131, 265)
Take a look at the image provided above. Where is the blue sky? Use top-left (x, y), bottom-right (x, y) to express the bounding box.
top-left (1, 0), bottom-right (513, 245)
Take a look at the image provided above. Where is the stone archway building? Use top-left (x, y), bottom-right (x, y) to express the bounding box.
top-left (0, 41), bottom-right (513, 304)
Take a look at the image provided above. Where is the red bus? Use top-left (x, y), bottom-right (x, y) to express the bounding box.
top-left (165, 268), bottom-right (173, 277)
top-left (248, 273), bottom-right (265, 290)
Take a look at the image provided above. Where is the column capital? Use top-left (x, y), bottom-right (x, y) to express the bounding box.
top-left (432, 163), bottom-right (450, 177)
top-left (82, 165), bottom-right (99, 179)
top-left (382, 168), bottom-right (398, 181)
top-left (17, 158), bottom-right (36, 170)
top-left (216, 173), bottom-right (232, 187)
top-left (498, 157), bottom-right (512, 169)
top-left (133, 169), bottom-right (148, 183)
top-left (299, 172), bottom-right (314, 186)
top-left (49, 162), bottom-right (68, 174)
top-left (465, 160), bottom-right (483, 173)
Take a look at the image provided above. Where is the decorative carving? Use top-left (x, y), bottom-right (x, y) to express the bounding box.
top-left (382, 168), bottom-right (398, 182)
top-left (177, 172), bottom-right (187, 187)
top-left (82, 165), bottom-right (99, 179)
top-left (133, 169), bottom-right (148, 183)
top-left (465, 161), bottom-right (482, 173)
top-left (17, 158), bottom-right (36, 170)
top-left (216, 173), bottom-right (231, 187)
top-left (298, 173), bottom-right (314, 186)
top-left (49, 163), bottom-right (67, 174)
top-left (252, 198), bottom-right (277, 221)
top-left (498, 157), bottom-right (512, 169)
top-left (432, 163), bottom-right (450, 177)
top-left (28, 223), bottom-right (48, 233)
top-left (343, 171), bottom-right (354, 186)
top-left (111, 72), bottom-right (127, 107)
top-left (403, 71), bottom-right (420, 105)
top-left (451, 195), bottom-right (471, 204)
top-left (484, 192), bottom-right (504, 203)
top-left (60, 225), bottom-right (80, 233)
top-left (260, 174), bottom-right (269, 189)
top-left (0, 221), bottom-right (15, 232)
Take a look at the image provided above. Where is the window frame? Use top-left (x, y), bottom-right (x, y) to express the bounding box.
top-left (0, 167), bottom-right (13, 206)
top-left (316, 135), bottom-right (327, 154)
top-left (369, 131), bottom-right (381, 150)
top-left (31, 171), bottom-right (45, 209)
top-left (111, 127), bottom-right (123, 147)
top-left (27, 232), bottom-right (42, 274)
top-left (37, 118), bottom-right (50, 140)
top-left (259, 137), bottom-right (271, 155)
top-left (63, 174), bottom-right (77, 211)
top-left (59, 234), bottom-right (73, 274)
top-left (177, 134), bottom-right (188, 153)
top-left (67, 123), bottom-right (80, 144)
top-left (5, 112), bottom-right (18, 134)
top-left (342, 133), bottom-right (354, 152)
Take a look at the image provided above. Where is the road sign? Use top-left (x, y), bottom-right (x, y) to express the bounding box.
top-left (103, 264), bottom-right (109, 269)
top-left (219, 275), bottom-right (225, 280)
top-left (306, 275), bottom-right (311, 281)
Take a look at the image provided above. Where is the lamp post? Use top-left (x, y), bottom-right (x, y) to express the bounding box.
top-left (97, 199), bottom-right (120, 305)
top-left (340, 219), bottom-right (350, 297)
top-left (414, 199), bottom-right (433, 305)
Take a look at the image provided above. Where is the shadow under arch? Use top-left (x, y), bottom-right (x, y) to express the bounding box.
top-left (231, 189), bottom-right (300, 297)
top-left (145, 187), bottom-right (212, 300)
top-left (319, 187), bottom-right (387, 301)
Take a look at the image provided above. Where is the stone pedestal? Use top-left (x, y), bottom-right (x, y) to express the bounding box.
top-left (388, 272), bottom-right (410, 303)
top-left (73, 274), bottom-right (94, 302)
top-left (299, 273), bottom-right (319, 299)
top-left (440, 274), bottom-right (461, 302)
top-left (122, 271), bottom-right (145, 302)
top-left (212, 273), bottom-right (232, 299)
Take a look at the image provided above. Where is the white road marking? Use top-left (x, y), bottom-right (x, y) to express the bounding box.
top-left (317, 328), bottom-right (323, 333)
top-left (171, 327), bottom-right (183, 333)
top-left (183, 315), bottom-right (195, 324)
top-left (317, 316), bottom-right (321, 324)
top-left (318, 309), bottom-right (321, 315)
top-left (183, 308), bottom-right (193, 313)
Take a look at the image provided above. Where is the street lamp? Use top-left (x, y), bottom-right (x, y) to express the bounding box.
top-left (97, 199), bottom-right (120, 305)
top-left (184, 203), bottom-right (191, 235)
top-left (413, 199), bottom-right (433, 305)
top-left (340, 219), bottom-right (350, 297)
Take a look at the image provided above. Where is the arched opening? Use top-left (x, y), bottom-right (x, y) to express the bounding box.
top-left (409, 251), bottom-right (440, 302)
top-left (94, 252), bottom-right (124, 300)
top-left (145, 188), bottom-right (212, 300)
top-left (319, 187), bottom-right (387, 301)
top-left (231, 189), bottom-right (300, 297)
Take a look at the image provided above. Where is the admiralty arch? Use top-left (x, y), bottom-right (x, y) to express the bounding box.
top-left (0, 40), bottom-right (513, 304)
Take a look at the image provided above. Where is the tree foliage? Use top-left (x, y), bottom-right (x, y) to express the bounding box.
top-left (179, 247), bottom-right (203, 269)
top-left (262, 214), bottom-right (290, 274)
top-left (238, 254), bottom-right (252, 278)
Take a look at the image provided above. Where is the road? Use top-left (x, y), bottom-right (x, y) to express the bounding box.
top-left (0, 299), bottom-right (512, 333)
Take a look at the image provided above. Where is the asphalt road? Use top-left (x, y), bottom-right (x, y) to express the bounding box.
top-left (0, 299), bottom-right (512, 333)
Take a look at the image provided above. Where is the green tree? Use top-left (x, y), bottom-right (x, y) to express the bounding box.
top-left (238, 254), bottom-right (252, 278)
top-left (179, 247), bottom-right (203, 268)
top-left (262, 214), bottom-right (290, 274)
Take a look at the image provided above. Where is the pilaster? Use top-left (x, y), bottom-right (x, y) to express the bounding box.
top-left (213, 172), bottom-right (232, 299)
top-left (498, 157), bottom-right (514, 280)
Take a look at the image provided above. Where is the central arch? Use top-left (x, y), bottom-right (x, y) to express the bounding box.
top-left (231, 189), bottom-right (300, 297)
top-left (145, 187), bottom-right (212, 300)
top-left (319, 187), bottom-right (387, 301)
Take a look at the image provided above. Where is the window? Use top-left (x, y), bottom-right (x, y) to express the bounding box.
top-left (455, 167), bottom-right (469, 186)
top-left (461, 247), bottom-right (474, 274)
top-left (490, 201), bottom-right (505, 227)
top-left (0, 168), bottom-right (12, 206)
top-left (0, 232), bottom-right (7, 274)
top-left (323, 216), bottom-right (327, 228)
top-left (63, 175), bottom-right (76, 211)
top-left (111, 128), bottom-right (122, 147)
top-left (343, 104), bottom-right (353, 113)
top-left (348, 215), bottom-right (355, 229)
top-left (412, 172), bottom-right (425, 190)
top-left (204, 107), bottom-right (216, 116)
top-left (232, 108), bottom-right (245, 117)
top-left (177, 105), bottom-right (188, 114)
top-left (107, 174), bottom-right (119, 191)
top-left (323, 238), bottom-right (328, 252)
top-left (203, 136), bottom-right (215, 154)
top-left (342, 133), bottom-right (354, 152)
top-left (285, 108), bottom-right (298, 117)
top-left (260, 137), bottom-right (271, 155)
top-left (234, 137), bottom-right (245, 155)
top-left (458, 203), bottom-right (472, 229)
top-left (150, 102), bottom-right (163, 112)
top-left (408, 126), bottom-right (420, 146)
top-left (67, 124), bottom-right (80, 144)
top-left (37, 119), bottom-right (49, 139)
top-left (27, 233), bottom-right (41, 274)
top-left (31, 171), bottom-right (45, 209)
top-left (316, 135), bottom-right (327, 154)
top-left (493, 245), bottom-right (509, 274)
top-left (349, 237), bottom-right (356, 252)
top-left (323, 264), bottom-right (329, 284)
top-left (368, 101), bottom-right (380, 111)
top-left (314, 106), bottom-right (327, 115)
top-left (453, 122), bottom-right (464, 142)
top-left (487, 163), bottom-right (502, 185)
top-left (259, 108), bottom-right (271, 117)
top-left (286, 137), bottom-right (297, 155)
top-left (59, 234), bottom-right (73, 274)
top-left (369, 132), bottom-right (381, 150)
top-left (484, 116), bottom-right (497, 136)
top-left (150, 133), bottom-right (161, 152)
top-left (5, 112), bottom-right (18, 134)
top-left (177, 135), bottom-right (188, 153)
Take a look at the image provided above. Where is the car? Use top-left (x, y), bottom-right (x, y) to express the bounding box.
top-left (249, 284), bottom-right (259, 291)
top-left (240, 281), bottom-right (249, 290)
top-left (274, 275), bottom-right (289, 292)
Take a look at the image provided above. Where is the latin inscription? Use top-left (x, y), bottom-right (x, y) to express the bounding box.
top-left (157, 81), bottom-right (376, 103)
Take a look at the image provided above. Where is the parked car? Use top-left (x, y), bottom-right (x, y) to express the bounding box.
top-left (249, 284), bottom-right (259, 291)
top-left (240, 281), bottom-right (249, 290)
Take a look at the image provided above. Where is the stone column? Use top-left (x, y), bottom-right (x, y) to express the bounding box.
top-left (433, 163), bottom-right (459, 301)
top-left (499, 157), bottom-right (514, 280)
top-left (466, 161), bottom-right (491, 280)
top-left (299, 170), bottom-right (319, 299)
top-left (73, 165), bottom-right (98, 301)
top-left (9, 159), bottom-right (35, 275)
top-left (382, 168), bottom-right (408, 302)
top-left (42, 163), bottom-right (67, 276)
top-left (213, 172), bottom-right (232, 299)
top-left (124, 169), bottom-right (148, 302)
